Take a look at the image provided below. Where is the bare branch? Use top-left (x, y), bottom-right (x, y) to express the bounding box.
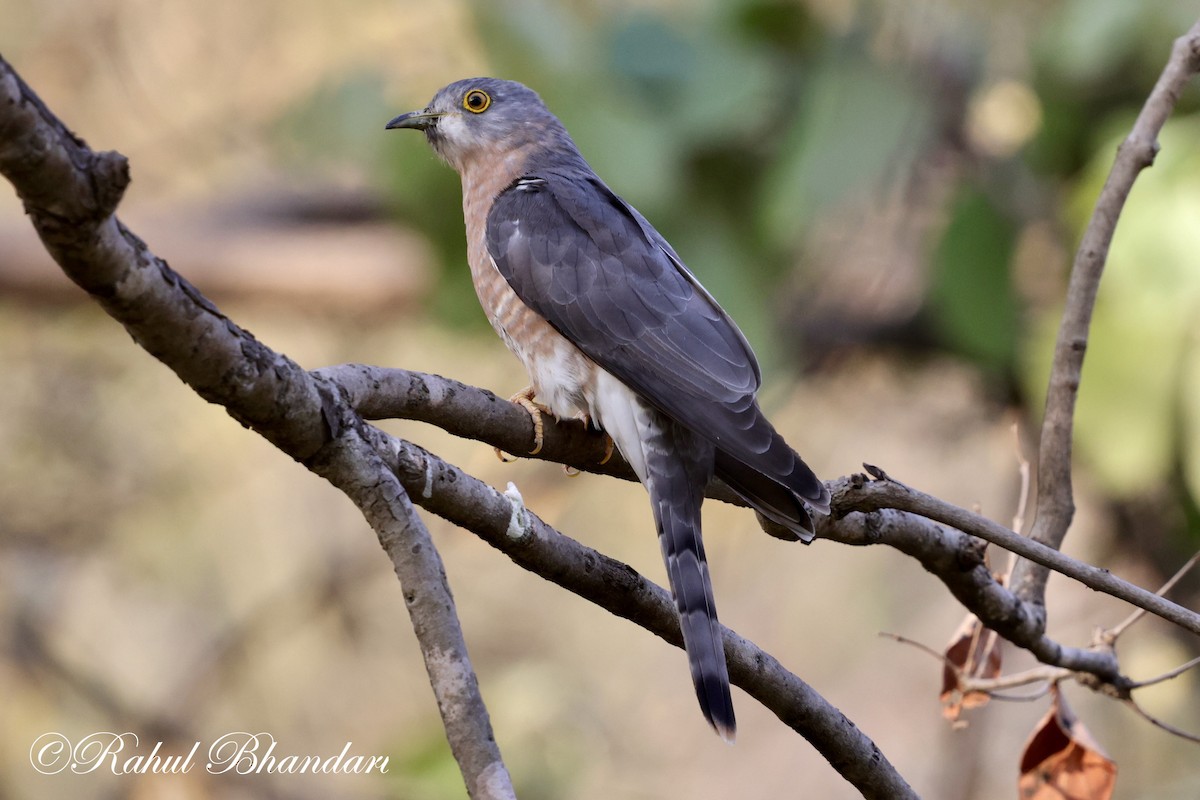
top-left (315, 363), bottom-right (631, 482)
top-left (321, 362), bottom-right (1199, 685)
top-left (1128, 654), bottom-right (1200, 690)
top-left (0, 55), bottom-right (916, 799)
top-left (1107, 550), bottom-right (1200, 640)
top-left (1122, 698), bottom-right (1200, 744)
top-left (310, 422), bottom-right (518, 800)
top-left (366, 429), bottom-right (917, 798)
top-left (1014, 18), bottom-right (1200, 607)
top-left (962, 667), bottom-right (1068, 696)
top-left (0, 54), bottom-right (514, 800)
top-left (879, 631), bottom-right (951, 666)
top-left (323, 363), bottom-right (1197, 638)
top-left (836, 474), bottom-right (1200, 640)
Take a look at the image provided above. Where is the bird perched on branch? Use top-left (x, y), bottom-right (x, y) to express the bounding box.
top-left (387, 78), bottom-right (828, 741)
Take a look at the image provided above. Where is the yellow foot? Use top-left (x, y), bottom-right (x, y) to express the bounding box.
top-left (572, 411), bottom-right (615, 466)
top-left (494, 386), bottom-right (551, 462)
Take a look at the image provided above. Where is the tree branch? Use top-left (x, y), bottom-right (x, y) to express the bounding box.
top-left (318, 364), bottom-right (1200, 646)
top-left (834, 475), bottom-right (1200, 640)
top-left (307, 415), bottom-right (517, 800)
top-left (1013, 18), bottom-right (1200, 608)
top-left (315, 361), bottom-right (1200, 701)
top-left (9, 18), bottom-right (1200, 792)
top-left (0, 54), bottom-right (515, 800)
top-left (0, 55), bottom-right (915, 798)
top-left (362, 428), bottom-right (916, 798)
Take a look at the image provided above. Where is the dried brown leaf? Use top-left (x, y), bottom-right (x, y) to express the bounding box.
top-left (1019, 686), bottom-right (1117, 800)
top-left (941, 613), bottom-right (1002, 721)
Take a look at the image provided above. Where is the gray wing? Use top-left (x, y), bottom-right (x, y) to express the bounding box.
top-left (489, 173), bottom-right (760, 415)
top-left (486, 172), bottom-right (829, 521)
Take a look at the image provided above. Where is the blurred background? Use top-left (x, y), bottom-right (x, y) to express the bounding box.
top-left (2, 0), bottom-right (1200, 797)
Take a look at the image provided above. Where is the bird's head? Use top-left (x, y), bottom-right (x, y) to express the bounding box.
top-left (386, 78), bottom-right (570, 172)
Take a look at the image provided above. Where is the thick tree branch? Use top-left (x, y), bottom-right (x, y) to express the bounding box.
top-left (361, 428), bottom-right (916, 799)
top-left (317, 362), bottom-right (1194, 696)
top-left (1014, 18), bottom-right (1200, 607)
top-left (0, 55), bottom-right (914, 798)
top-left (306, 413), bottom-right (517, 800)
top-left (319, 364), bottom-right (1200, 646)
top-left (315, 362), bottom-right (743, 505)
top-left (0, 54), bottom-right (515, 800)
top-left (834, 476), bottom-right (1200, 640)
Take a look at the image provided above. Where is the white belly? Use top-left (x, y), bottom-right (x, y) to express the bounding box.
top-left (472, 250), bottom-right (595, 421)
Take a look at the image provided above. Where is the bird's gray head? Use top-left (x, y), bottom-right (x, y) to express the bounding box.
top-left (386, 78), bottom-right (574, 172)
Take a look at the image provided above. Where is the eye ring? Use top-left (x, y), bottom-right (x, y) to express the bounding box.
top-left (463, 89), bottom-right (491, 114)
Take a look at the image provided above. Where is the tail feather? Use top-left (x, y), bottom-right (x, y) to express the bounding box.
top-left (640, 406), bottom-right (736, 741)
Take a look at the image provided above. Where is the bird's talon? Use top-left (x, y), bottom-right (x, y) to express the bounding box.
top-left (563, 465), bottom-right (580, 477)
top-left (598, 434), bottom-right (615, 465)
top-left (573, 411), bottom-right (614, 465)
top-left (510, 387), bottom-right (549, 456)
top-left (494, 447), bottom-right (518, 463)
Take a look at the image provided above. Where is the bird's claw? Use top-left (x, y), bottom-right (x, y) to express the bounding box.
top-left (573, 411), bottom-right (615, 466)
top-left (494, 387), bottom-right (551, 462)
top-left (598, 433), bottom-right (614, 465)
top-left (493, 391), bottom-right (615, 470)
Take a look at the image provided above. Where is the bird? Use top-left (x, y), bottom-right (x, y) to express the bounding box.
top-left (386, 78), bottom-right (829, 741)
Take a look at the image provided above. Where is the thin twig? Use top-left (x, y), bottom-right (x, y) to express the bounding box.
top-left (961, 667), bottom-right (1070, 694)
top-left (881, 632), bottom-right (1067, 694)
top-left (1107, 550), bottom-right (1200, 640)
top-left (1123, 698), bottom-right (1200, 744)
top-left (1128, 654), bottom-right (1200, 690)
top-left (983, 686), bottom-right (1056, 703)
top-left (1013, 18), bottom-right (1200, 608)
top-left (1010, 422), bottom-right (1031, 536)
top-left (879, 631), bottom-right (953, 666)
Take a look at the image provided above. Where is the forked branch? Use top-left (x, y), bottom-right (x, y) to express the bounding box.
top-left (0, 54), bottom-right (915, 800)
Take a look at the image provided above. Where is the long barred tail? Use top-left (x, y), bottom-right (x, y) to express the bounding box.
top-left (641, 410), bottom-right (735, 741)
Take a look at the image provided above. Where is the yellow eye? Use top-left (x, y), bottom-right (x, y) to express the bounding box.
top-left (463, 89), bottom-right (491, 113)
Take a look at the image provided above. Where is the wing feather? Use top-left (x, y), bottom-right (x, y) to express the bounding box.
top-left (486, 172), bottom-right (828, 514)
top-left (502, 174), bottom-right (753, 392)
